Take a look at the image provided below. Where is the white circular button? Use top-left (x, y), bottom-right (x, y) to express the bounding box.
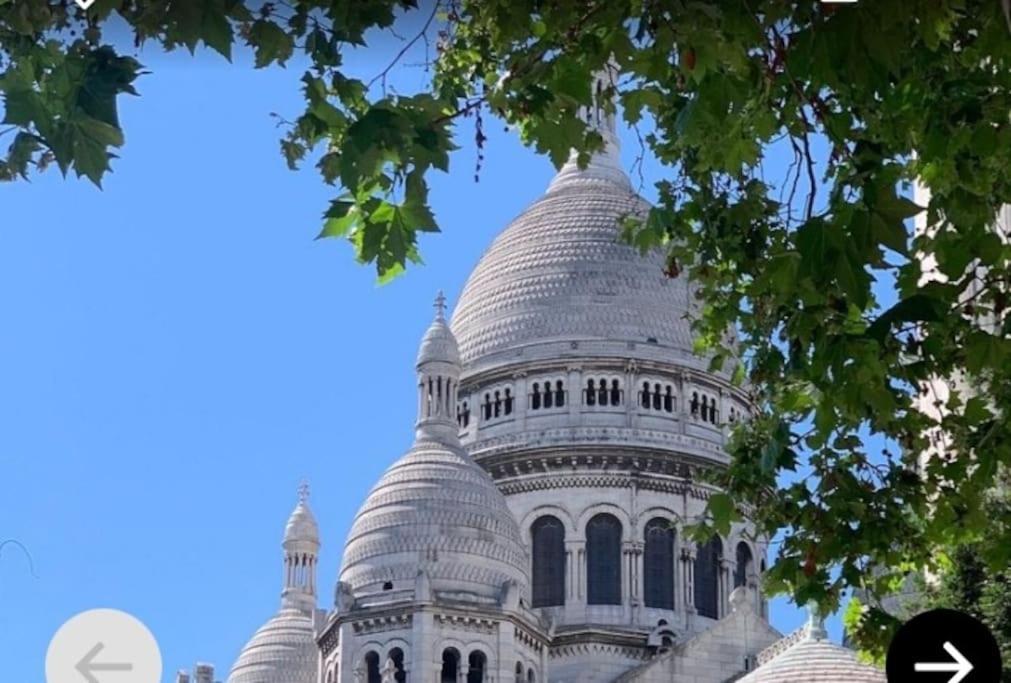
top-left (46, 609), bottom-right (162, 683)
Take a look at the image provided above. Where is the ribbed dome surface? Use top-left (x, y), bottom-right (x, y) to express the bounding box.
top-left (738, 638), bottom-right (886, 682)
top-left (451, 172), bottom-right (693, 367)
top-left (227, 609), bottom-right (316, 683)
top-left (416, 316), bottom-right (461, 367)
top-left (283, 501), bottom-right (319, 544)
top-left (339, 438), bottom-right (528, 599)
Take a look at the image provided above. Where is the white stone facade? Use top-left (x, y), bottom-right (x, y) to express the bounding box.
top-left (223, 69), bottom-right (884, 683)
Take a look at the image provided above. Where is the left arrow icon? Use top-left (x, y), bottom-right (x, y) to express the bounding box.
top-left (75, 643), bottom-right (134, 683)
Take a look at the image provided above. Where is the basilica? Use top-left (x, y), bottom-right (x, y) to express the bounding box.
top-left (212, 74), bottom-right (886, 683)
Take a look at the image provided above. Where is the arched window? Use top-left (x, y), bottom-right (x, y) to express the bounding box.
top-left (555, 380), bottom-right (565, 407)
top-left (388, 648), bottom-right (406, 683)
top-left (653, 383), bottom-right (662, 410)
top-left (494, 390), bottom-right (502, 417)
top-left (597, 377), bottom-right (608, 405)
top-left (543, 381), bottom-right (554, 408)
top-left (690, 392), bottom-right (700, 417)
top-left (610, 379), bottom-right (621, 406)
top-left (644, 518), bottom-right (675, 609)
top-left (515, 662), bottom-right (524, 683)
top-left (531, 515), bottom-right (565, 607)
top-left (504, 388), bottom-right (513, 415)
top-left (735, 542), bottom-right (754, 589)
top-left (441, 648), bottom-right (460, 683)
top-left (664, 386), bottom-right (674, 413)
top-left (586, 513), bottom-right (622, 605)
top-left (586, 379), bottom-right (596, 406)
top-left (528, 669), bottom-right (536, 682)
top-left (467, 651), bottom-right (487, 683)
top-left (483, 393), bottom-right (492, 420)
top-left (531, 383), bottom-right (541, 410)
top-left (365, 651), bottom-right (381, 683)
top-left (694, 535), bottom-right (723, 619)
top-left (641, 381), bottom-right (650, 407)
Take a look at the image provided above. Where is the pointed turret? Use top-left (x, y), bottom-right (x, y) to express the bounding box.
top-left (281, 481), bottom-right (319, 612)
top-left (548, 61), bottom-right (629, 192)
top-left (414, 291), bottom-right (462, 445)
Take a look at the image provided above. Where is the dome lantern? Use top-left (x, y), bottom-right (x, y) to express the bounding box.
top-left (415, 291), bottom-right (462, 445)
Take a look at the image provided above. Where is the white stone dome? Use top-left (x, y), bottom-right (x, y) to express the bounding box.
top-left (227, 609), bottom-right (317, 683)
top-left (416, 296), bottom-right (461, 368)
top-left (339, 437), bottom-right (529, 601)
top-left (451, 152), bottom-right (694, 370)
top-left (283, 500), bottom-right (319, 545)
top-left (738, 638), bottom-right (886, 682)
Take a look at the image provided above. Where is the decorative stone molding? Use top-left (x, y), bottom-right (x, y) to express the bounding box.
top-left (351, 614), bottom-right (413, 636)
top-left (433, 613), bottom-right (497, 635)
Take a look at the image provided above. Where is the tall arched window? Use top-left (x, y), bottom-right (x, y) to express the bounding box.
top-left (587, 513), bottom-right (622, 605)
top-left (515, 662), bottom-right (524, 683)
top-left (365, 651), bottom-right (381, 683)
top-left (388, 648), bottom-right (406, 683)
top-left (467, 651), bottom-right (487, 683)
top-left (644, 518), bottom-right (675, 609)
top-left (735, 542), bottom-right (754, 589)
top-left (555, 380), bottom-right (565, 407)
top-left (531, 515), bottom-right (565, 607)
top-left (694, 535), bottom-right (723, 619)
top-left (441, 649), bottom-right (460, 683)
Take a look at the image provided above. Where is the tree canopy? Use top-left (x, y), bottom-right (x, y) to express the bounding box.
top-left (4, 0), bottom-right (1011, 658)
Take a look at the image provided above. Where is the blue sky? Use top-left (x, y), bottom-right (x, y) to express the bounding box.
top-left (1, 32), bottom-right (838, 682)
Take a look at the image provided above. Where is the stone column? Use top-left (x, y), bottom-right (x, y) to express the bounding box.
top-left (624, 361), bottom-right (636, 427)
top-left (513, 372), bottom-right (527, 430)
top-left (565, 540), bottom-right (581, 602)
top-left (567, 365), bottom-right (581, 423)
top-left (719, 558), bottom-right (732, 618)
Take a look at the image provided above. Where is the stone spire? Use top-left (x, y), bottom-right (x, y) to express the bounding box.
top-left (415, 291), bottom-right (462, 445)
top-left (281, 481), bottom-right (320, 612)
top-left (805, 602), bottom-right (829, 642)
top-left (548, 61), bottom-right (629, 192)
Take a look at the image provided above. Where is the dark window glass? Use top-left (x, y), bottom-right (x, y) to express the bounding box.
top-left (586, 379), bottom-right (596, 406)
top-left (587, 513), bottom-right (622, 605)
top-left (644, 518), bottom-right (675, 609)
top-left (610, 379), bottom-right (621, 406)
top-left (441, 649), bottom-right (460, 683)
top-left (531, 383), bottom-right (541, 410)
top-left (467, 651), bottom-right (487, 683)
top-left (734, 542), bottom-right (753, 589)
top-left (389, 648), bottom-right (406, 683)
top-left (365, 651), bottom-right (381, 683)
top-left (531, 516), bottom-right (565, 607)
top-left (694, 535), bottom-right (722, 619)
top-left (555, 380), bottom-right (565, 407)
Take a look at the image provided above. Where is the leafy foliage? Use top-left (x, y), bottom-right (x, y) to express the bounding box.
top-left (4, 0), bottom-right (1011, 657)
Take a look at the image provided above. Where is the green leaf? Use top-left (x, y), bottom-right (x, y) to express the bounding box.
top-left (248, 20), bottom-right (294, 68)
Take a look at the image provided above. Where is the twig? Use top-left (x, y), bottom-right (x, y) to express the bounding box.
top-left (368, 1), bottom-right (441, 94)
top-left (0, 539), bottom-right (38, 578)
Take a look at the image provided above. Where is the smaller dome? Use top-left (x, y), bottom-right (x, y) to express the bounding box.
top-left (283, 483), bottom-right (319, 546)
top-left (740, 611), bottom-right (884, 683)
top-left (416, 292), bottom-right (461, 368)
top-left (227, 609), bottom-right (316, 683)
top-left (339, 438), bottom-right (529, 601)
top-left (738, 638), bottom-right (886, 682)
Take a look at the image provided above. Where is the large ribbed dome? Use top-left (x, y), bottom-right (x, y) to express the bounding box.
top-left (339, 437), bottom-right (529, 600)
top-left (227, 609), bottom-right (316, 683)
top-left (451, 145), bottom-right (694, 368)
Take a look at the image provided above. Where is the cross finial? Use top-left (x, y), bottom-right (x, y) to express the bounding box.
top-left (434, 290), bottom-right (447, 322)
top-left (297, 479), bottom-right (310, 504)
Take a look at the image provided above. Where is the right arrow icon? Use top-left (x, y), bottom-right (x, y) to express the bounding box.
top-left (914, 641), bottom-right (974, 683)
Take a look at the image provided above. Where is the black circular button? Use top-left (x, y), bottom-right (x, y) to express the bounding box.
top-left (886, 608), bottom-right (1002, 682)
